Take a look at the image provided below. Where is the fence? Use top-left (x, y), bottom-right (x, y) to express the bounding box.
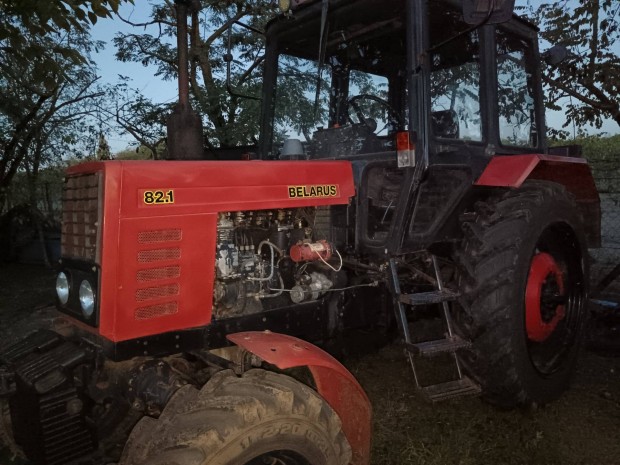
top-left (589, 155), bottom-right (620, 295)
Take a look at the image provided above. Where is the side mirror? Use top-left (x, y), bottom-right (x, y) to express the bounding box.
top-left (462, 0), bottom-right (516, 25)
top-left (543, 45), bottom-right (569, 66)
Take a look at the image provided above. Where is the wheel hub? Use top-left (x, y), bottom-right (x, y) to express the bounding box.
top-left (525, 252), bottom-right (566, 342)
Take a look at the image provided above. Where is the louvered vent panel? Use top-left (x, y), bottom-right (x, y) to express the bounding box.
top-left (61, 173), bottom-right (101, 262)
top-left (135, 302), bottom-right (178, 320)
top-left (135, 228), bottom-right (183, 321)
top-left (137, 248), bottom-right (181, 263)
top-left (137, 266), bottom-right (181, 282)
top-left (135, 284), bottom-right (179, 301)
top-left (138, 229), bottom-right (182, 243)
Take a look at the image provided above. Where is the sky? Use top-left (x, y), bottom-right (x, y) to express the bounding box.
top-left (90, 1), bottom-right (619, 153)
top-left (90, 2), bottom-right (177, 151)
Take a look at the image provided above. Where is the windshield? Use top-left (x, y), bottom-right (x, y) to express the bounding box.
top-left (265, 0), bottom-right (406, 159)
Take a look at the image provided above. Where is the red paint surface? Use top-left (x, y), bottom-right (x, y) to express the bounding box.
top-left (476, 154), bottom-right (601, 247)
top-left (228, 331), bottom-right (372, 465)
top-left (475, 154), bottom-right (587, 188)
top-left (65, 160), bottom-right (355, 342)
top-left (525, 252), bottom-right (565, 342)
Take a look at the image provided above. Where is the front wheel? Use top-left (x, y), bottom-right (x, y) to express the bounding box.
top-left (455, 180), bottom-right (588, 407)
top-left (120, 369), bottom-right (351, 465)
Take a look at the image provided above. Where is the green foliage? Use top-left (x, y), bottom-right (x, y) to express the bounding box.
top-left (112, 0), bottom-right (275, 148)
top-left (0, 0), bottom-right (132, 84)
top-left (115, 145), bottom-right (157, 160)
top-left (550, 135), bottom-right (620, 193)
top-left (519, 1), bottom-right (620, 129)
top-left (579, 134), bottom-right (620, 161)
top-left (0, 0), bottom-right (134, 214)
top-left (3, 166), bottom-right (66, 221)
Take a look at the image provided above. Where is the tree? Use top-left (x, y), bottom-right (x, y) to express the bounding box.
top-left (99, 76), bottom-right (170, 158)
top-left (113, 1), bottom-right (274, 149)
top-left (0, 0), bottom-right (131, 72)
top-left (521, 1), bottom-right (620, 130)
top-left (0, 29), bottom-right (106, 213)
top-left (0, 0), bottom-right (135, 212)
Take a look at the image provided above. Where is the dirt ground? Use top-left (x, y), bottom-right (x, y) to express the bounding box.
top-left (0, 263), bottom-right (619, 465)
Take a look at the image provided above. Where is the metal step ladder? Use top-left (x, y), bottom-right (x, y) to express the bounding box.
top-left (389, 255), bottom-right (481, 402)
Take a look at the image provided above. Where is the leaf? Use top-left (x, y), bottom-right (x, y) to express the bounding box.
top-left (88, 11), bottom-right (98, 25)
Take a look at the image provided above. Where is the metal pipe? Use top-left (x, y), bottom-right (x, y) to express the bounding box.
top-left (176, 1), bottom-right (190, 108)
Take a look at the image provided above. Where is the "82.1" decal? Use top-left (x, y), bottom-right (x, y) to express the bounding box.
top-left (143, 190), bottom-right (175, 205)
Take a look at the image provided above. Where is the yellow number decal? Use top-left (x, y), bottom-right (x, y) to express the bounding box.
top-left (143, 190), bottom-right (175, 205)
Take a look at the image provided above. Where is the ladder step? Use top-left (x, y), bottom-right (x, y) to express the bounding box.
top-left (421, 377), bottom-right (481, 402)
top-left (406, 335), bottom-right (471, 356)
top-left (399, 290), bottom-right (459, 306)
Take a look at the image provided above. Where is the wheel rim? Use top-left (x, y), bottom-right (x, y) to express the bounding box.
top-left (525, 252), bottom-right (566, 343)
top-left (524, 223), bottom-right (585, 375)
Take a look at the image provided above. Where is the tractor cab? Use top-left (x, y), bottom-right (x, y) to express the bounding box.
top-left (259, 0), bottom-right (542, 167)
top-left (258, 0), bottom-right (547, 253)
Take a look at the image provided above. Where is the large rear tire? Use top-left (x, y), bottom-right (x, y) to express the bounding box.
top-left (455, 180), bottom-right (588, 408)
top-left (120, 369), bottom-right (351, 465)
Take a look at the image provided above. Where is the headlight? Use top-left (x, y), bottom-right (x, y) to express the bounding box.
top-left (79, 280), bottom-right (95, 318)
top-left (56, 272), bottom-right (70, 305)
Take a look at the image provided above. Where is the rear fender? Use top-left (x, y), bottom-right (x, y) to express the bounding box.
top-left (227, 331), bottom-right (371, 465)
top-left (475, 154), bottom-right (601, 247)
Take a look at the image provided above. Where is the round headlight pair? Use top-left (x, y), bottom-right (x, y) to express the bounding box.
top-left (55, 272), bottom-right (95, 319)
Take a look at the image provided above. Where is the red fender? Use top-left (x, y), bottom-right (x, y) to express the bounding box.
top-left (227, 331), bottom-right (371, 465)
top-left (475, 154), bottom-right (601, 247)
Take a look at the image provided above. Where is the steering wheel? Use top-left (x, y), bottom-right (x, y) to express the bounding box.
top-left (347, 94), bottom-right (403, 133)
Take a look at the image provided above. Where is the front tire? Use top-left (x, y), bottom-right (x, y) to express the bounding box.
top-left (120, 369), bottom-right (351, 465)
top-left (455, 180), bottom-right (588, 407)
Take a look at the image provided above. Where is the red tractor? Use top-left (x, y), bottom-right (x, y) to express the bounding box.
top-left (0, 0), bottom-right (600, 464)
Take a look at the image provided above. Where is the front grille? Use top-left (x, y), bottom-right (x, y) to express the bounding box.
top-left (61, 173), bottom-right (102, 263)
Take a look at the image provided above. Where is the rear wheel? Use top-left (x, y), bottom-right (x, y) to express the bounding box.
top-left (455, 180), bottom-right (588, 407)
top-left (120, 369), bottom-right (351, 465)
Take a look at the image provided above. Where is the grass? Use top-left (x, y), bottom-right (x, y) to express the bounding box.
top-left (349, 344), bottom-right (620, 465)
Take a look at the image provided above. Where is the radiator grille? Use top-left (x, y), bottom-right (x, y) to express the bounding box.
top-left (61, 173), bottom-right (102, 262)
top-left (137, 266), bottom-right (181, 282)
top-left (135, 302), bottom-right (178, 320)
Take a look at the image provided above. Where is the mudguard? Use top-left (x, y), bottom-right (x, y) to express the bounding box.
top-left (228, 331), bottom-right (371, 465)
top-left (475, 154), bottom-right (601, 247)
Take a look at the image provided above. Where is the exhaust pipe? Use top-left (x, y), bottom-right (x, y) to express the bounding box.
top-left (166, 0), bottom-right (204, 160)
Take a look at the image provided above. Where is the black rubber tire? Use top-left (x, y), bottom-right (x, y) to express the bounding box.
top-left (119, 369), bottom-right (351, 465)
top-left (454, 180), bottom-right (588, 408)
